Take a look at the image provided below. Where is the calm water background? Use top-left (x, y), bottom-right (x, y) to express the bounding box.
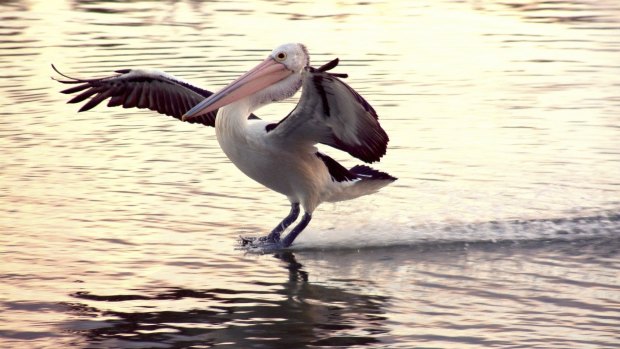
top-left (1, 0), bottom-right (619, 348)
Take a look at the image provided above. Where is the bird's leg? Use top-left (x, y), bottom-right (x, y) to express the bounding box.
top-left (240, 203), bottom-right (300, 246)
top-left (263, 203), bottom-right (300, 242)
top-left (281, 212), bottom-right (312, 248)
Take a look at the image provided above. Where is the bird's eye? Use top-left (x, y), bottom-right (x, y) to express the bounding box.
top-left (275, 52), bottom-right (287, 62)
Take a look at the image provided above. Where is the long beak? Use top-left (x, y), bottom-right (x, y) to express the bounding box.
top-left (182, 57), bottom-right (292, 121)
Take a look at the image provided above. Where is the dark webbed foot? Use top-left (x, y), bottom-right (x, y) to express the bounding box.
top-left (238, 234), bottom-right (284, 252)
top-left (237, 204), bottom-right (311, 252)
top-left (239, 233), bottom-right (278, 246)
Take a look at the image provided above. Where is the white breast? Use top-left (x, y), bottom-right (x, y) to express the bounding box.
top-left (215, 104), bottom-right (329, 209)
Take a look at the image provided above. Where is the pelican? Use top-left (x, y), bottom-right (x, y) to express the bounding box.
top-left (54, 43), bottom-right (396, 249)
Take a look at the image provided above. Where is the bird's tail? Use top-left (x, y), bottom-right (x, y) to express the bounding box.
top-left (326, 165), bottom-right (396, 202)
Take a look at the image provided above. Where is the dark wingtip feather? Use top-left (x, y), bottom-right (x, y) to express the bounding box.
top-left (51, 64), bottom-right (92, 83)
top-left (311, 58), bottom-right (348, 78)
top-left (350, 165), bottom-right (397, 181)
top-left (67, 87), bottom-right (101, 104)
top-left (51, 64), bottom-right (73, 81)
top-left (61, 83), bottom-right (91, 94)
top-left (78, 100), bottom-right (98, 112)
top-left (316, 152), bottom-right (358, 182)
top-left (332, 125), bottom-right (389, 164)
top-left (317, 58), bottom-right (339, 72)
top-left (78, 90), bottom-right (112, 112)
top-left (107, 90), bottom-right (126, 108)
top-left (53, 66), bottom-right (235, 127)
top-left (51, 64), bottom-right (83, 85)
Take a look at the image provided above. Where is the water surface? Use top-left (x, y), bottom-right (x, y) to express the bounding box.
top-left (1, 1), bottom-right (619, 348)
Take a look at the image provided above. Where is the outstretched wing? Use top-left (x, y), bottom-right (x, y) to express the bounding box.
top-left (53, 65), bottom-right (257, 127)
top-left (266, 59), bottom-right (389, 163)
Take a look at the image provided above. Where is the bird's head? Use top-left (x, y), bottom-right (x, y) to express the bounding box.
top-left (270, 42), bottom-right (309, 74)
top-left (182, 43), bottom-right (309, 119)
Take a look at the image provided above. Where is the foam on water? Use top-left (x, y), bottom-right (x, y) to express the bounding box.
top-left (294, 212), bottom-right (620, 249)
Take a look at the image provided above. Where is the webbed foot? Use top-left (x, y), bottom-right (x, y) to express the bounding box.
top-left (237, 209), bottom-right (311, 252)
top-left (238, 234), bottom-right (283, 252)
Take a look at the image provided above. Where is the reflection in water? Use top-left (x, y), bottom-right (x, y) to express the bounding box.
top-left (58, 238), bottom-right (620, 348)
top-left (65, 252), bottom-right (388, 348)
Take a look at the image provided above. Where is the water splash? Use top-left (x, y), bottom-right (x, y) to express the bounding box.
top-left (294, 212), bottom-right (620, 249)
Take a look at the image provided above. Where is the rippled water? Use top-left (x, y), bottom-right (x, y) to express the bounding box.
top-left (1, 0), bottom-right (619, 348)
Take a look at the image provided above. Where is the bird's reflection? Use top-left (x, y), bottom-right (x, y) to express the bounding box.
top-left (273, 251), bottom-right (308, 282)
top-left (64, 251), bottom-right (389, 348)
